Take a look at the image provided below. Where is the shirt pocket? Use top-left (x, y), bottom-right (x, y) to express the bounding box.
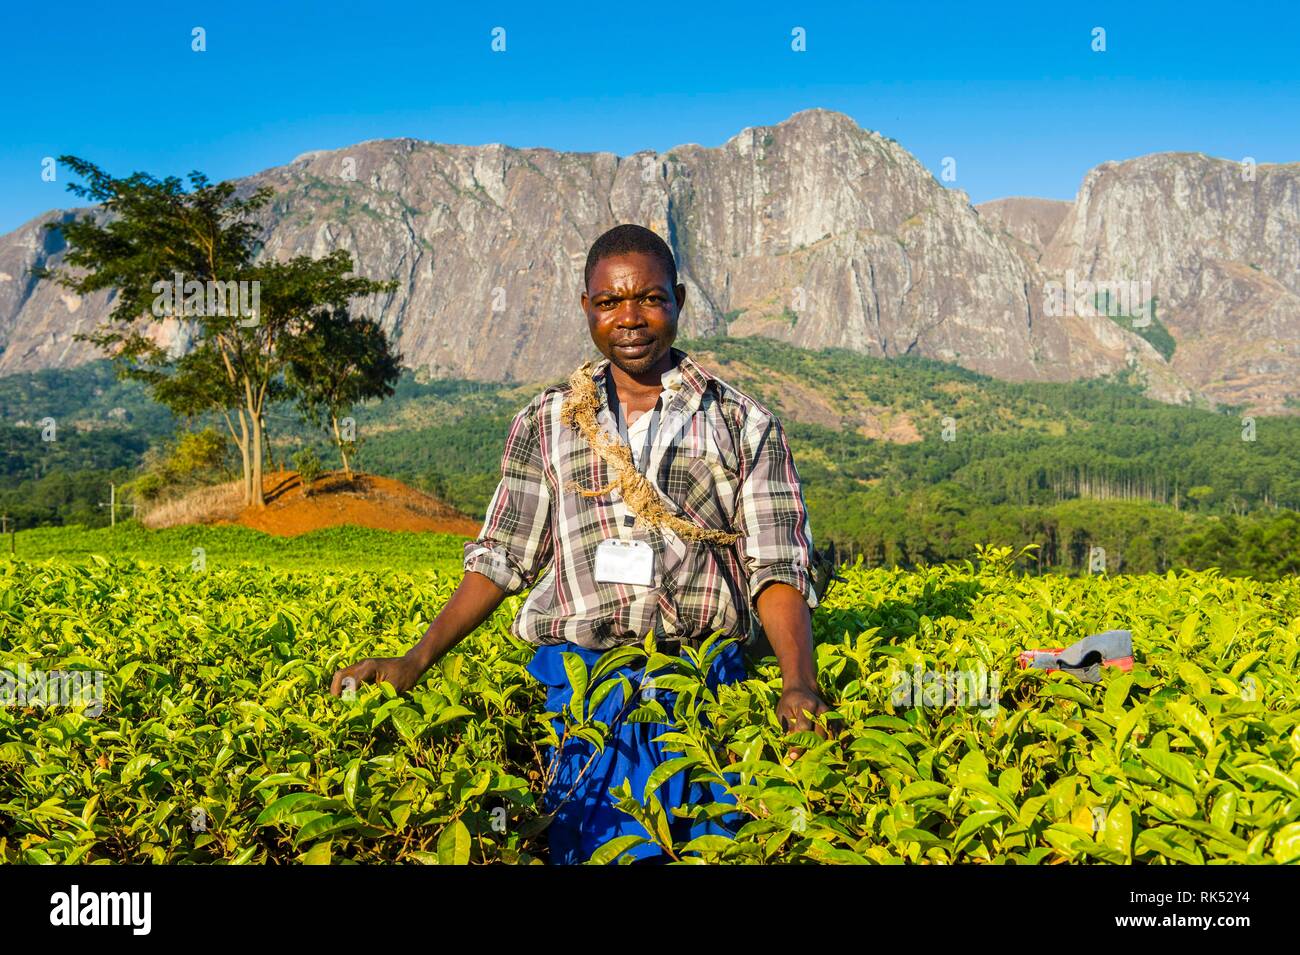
top-left (676, 417), bottom-right (739, 476)
top-left (662, 451), bottom-right (736, 535)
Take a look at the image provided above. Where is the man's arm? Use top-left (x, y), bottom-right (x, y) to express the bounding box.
top-left (329, 571), bottom-right (507, 696)
top-left (733, 414), bottom-right (829, 734)
top-left (755, 580), bottom-right (828, 733)
top-left (329, 399), bottom-right (554, 696)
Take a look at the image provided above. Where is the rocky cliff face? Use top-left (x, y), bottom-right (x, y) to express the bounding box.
top-left (1040, 153), bottom-right (1300, 414)
top-left (976, 197), bottom-right (1071, 260)
top-left (1, 110), bottom-right (1295, 413)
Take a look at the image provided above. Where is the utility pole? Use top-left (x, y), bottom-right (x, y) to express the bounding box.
top-left (99, 483), bottom-right (118, 528)
top-left (109, 483), bottom-right (115, 527)
top-left (97, 485), bottom-right (139, 527)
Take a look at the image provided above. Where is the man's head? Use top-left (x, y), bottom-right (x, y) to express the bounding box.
top-left (581, 224), bottom-right (685, 377)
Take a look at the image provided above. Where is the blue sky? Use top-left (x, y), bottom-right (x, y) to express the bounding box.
top-left (2, 0), bottom-right (1297, 232)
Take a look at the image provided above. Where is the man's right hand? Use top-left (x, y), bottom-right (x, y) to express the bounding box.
top-left (329, 654), bottom-right (424, 697)
top-left (326, 571), bottom-right (510, 699)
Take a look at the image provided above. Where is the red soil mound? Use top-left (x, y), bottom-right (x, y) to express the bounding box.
top-left (224, 471), bottom-right (484, 538)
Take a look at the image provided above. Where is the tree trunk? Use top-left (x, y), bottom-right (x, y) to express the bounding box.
top-left (247, 399), bottom-right (266, 508)
top-left (263, 417), bottom-right (276, 473)
top-left (250, 436), bottom-right (265, 506)
top-left (231, 410), bottom-right (253, 506)
top-left (332, 414), bottom-right (353, 480)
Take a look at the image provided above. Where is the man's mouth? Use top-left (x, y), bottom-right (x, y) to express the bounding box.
top-left (614, 340), bottom-right (653, 356)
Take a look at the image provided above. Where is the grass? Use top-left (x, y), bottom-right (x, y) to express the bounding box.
top-left (140, 481), bottom-right (244, 529)
top-left (5, 523), bottom-right (471, 575)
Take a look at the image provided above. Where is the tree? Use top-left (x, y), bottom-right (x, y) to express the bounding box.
top-left (36, 156), bottom-right (396, 507)
top-left (285, 310), bottom-right (402, 479)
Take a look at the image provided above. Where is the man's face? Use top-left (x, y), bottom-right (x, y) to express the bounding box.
top-left (582, 252), bottom-right (685, 376)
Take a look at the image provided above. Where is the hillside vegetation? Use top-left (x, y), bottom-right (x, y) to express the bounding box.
top-left (3, 337), bottom-right (1298, 576)
top-left (7, 524), bottom-right (469, 575)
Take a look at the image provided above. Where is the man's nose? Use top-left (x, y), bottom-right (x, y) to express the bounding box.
top-left (615, 301), bottom-right (648, 325)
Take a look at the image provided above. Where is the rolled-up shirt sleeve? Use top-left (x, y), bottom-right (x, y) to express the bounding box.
top-left (463, 397), bottom-right (553, 595)
top-left (733, 414), bottom-right (819, 612)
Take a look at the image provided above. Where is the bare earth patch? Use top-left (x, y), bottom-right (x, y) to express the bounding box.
top-left (143, 470), bottom-right (483, 537)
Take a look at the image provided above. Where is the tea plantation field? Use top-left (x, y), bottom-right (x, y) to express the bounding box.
top-left (1, 529), bottom-right (1298, 864)
top-left (7, 523), bottom-right (469, 575)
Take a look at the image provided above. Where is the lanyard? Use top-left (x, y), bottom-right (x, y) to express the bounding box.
top-left (605, 372), bottom-right (662, 476)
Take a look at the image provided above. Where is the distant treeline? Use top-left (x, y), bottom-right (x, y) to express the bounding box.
top-left (0, 362), bottom-right (166, 527)
top-left (807, 486), bottom-right (1300, 580)
top-left (1, 339), bottom-right (1298, 579)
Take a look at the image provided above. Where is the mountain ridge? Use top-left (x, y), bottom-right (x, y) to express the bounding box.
top-left (1, 109), bottom-right (1296, 413)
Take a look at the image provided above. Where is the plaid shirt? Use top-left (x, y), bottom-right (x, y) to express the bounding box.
top-left (463, 346), bottom-right (818, 650)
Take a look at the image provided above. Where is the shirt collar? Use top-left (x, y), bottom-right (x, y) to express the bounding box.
top-left (592, 346), bottom-right (712, 408)
top-left (592, 347), bottom-right (716, 455)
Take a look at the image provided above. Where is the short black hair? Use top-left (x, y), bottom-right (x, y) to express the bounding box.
top-left (584, 223), bottom-right (678, 291)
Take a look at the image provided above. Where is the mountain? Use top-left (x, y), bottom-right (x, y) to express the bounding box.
top-left (975, 197), bottom-right (1070, 260)
top-left (1040, 153), bottom-right (1300, 414)
top-left (0, 110), bottom-right (1296, 413)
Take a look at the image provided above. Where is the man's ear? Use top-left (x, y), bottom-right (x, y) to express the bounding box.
top-left (674, 283), bottom-right (686, 312)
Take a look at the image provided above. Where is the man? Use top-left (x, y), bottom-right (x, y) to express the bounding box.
top-left (330, 223), bottom-right (829, 863)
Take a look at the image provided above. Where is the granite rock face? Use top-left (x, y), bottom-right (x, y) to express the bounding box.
top-left (976, 197), bottom-right (1071, 260)
top-left (1040, 153), bottom-right (1300, 414)
top-left (1, 110), bottom-right (1295, 413)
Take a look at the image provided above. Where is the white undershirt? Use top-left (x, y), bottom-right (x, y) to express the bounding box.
top-left (627, 407), bottom-right (653, 470)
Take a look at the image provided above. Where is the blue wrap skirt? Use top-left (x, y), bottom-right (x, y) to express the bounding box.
top-left (526, 640), bottom-right (746, 864)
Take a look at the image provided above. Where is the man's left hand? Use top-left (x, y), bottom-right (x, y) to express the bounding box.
top-left (777, 683), bottom-right (830, 736)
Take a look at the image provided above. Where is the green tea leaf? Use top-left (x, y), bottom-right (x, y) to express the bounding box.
top-left (1272, 823), bottom-right (1300, 864)
top-left (1101, 801), bottom-right (1133, 861)
top-left (254, 792), bottom-right (341, 828)
top-left (642, 756), bottom-right (698, 802)
top-left (953, 809), bottom-right (1005, 849)
top-left (437, 819), bottom-right (472, 866)
top-left (1167, 699), bottom-right (1213, 751)
top-left (1240, 763), bottom-right (1300, 798)
top-left (1136, 749), bottom-right (1198, 791)
top-left (899, 780), bottom-right (950, 802)
top-left (562, 652), bottom-right (589, 723)
top-left (588, 835), bottom-right (649, 865)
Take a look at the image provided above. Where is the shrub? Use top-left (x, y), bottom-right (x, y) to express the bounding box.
top-left (129, 428), bottom-right (232, 502)
top-left (293, 448), bottom-right (324, 492)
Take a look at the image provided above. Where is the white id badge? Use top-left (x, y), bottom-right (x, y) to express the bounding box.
top-left (594, 538), bottom-right (655, 586)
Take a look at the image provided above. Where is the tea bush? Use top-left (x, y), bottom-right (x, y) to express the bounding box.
top-left (1, 551), bottom-right (1297, 864)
